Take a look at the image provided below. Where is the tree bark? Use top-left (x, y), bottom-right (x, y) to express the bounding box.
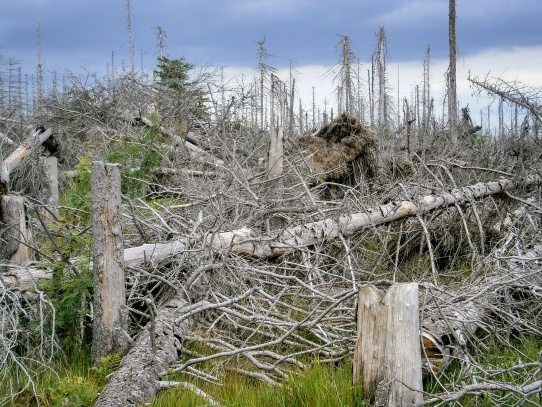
top-left (39, 156), bottom-right (59, 219)
top-left (353, 283), bottom-right (423, 406)
top-left (93, 295), bottom-right (192, 407)
top-left (267, 126), bottom-right (283, 181)
top-left (91, 161), bottom-right (129, 363)
top-left (0, 195), bottom-right (34, 265)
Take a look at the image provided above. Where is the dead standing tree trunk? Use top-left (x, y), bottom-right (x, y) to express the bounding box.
top-left (91, 161), bottom-right (129, 363)
top-left (39, 156), bottom-right (59, 219)
top-left (448, 0), bottom-right (458, 143)
top-left (0, 128), bottom-right (53, 265)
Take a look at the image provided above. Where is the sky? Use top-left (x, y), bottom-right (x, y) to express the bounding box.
top-left (1, 0), bottom-right (541, 126)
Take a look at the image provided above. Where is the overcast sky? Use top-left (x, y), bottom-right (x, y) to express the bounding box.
top-left (2, 0), bottom-right (541, 122)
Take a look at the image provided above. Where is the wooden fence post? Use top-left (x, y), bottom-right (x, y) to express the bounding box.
top-left (353, 283), bottom-right (423, 406)
top-left (0, 195), bottom-right (34, 265)
top-left (91, 161), bottom-right (128, 363)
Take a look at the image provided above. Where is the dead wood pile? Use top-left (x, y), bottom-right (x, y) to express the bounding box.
top-left (291, 113), bottom-right (378, 186)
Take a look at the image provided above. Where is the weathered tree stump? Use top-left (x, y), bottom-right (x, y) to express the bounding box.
top-left (353, 283), bottom-right (423, 406)
top-left (39, 156), bottom-right (59, 219)
top-left (91, 161), bottom-right (129, 363)
top-left (0, 195), bottom-right (34, 265)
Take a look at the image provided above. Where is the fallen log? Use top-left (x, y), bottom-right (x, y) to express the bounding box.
top-left (151, 167), bottom-right (217, 178)
top-left (4, 174), bottom-right (539, 285)
top-left (93, 295), bottom-right (193, 407)
top-left (208, 174), bottom-right (541, 258)
top-left (3, 241), bottom-right (186, 289)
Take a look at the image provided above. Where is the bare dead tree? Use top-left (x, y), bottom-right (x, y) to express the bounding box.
top-left (2, 50), bottom-right (542, 406)
top-left (340, 35), bottom-right (354, 114)
top-left (125, 0), bottom-right (135, 73)
top-left (469, 74), bottom-right (542, 126)
top-left (36, 23), bottom-right (43, 113)
top-left (377, 27), bottom-right (387, 126)
top-left (448, 0), bottom-right (458, 143)
top-left (257, 37), bottom-right (275, 130)
top-left (423, 46), bottom-right (431, 133)
top-left (155, 26), bottom-right (167, 59)
top-left (288, 60), bottom-right (297, 137)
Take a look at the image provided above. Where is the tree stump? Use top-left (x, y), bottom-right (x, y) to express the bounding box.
top-left (353, 283), bottom-right (423, 406)
top-left (39, 156), bottom-right (59, 219)
top-left (91, 161), bottom-right (129, 363)
top-left (0, 195), bottom-right (34, 265)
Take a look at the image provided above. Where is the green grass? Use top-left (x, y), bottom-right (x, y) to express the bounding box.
top-left (1, 335), bottom-right (539, 406)
top-left (152, 361), bottom-right (365, 407)
top-left (0, 349), bottom-right (100, 407)
top-left (425, 335), bottom-right (541, 406)
top-left (0, 350), bottom-right (126, 406)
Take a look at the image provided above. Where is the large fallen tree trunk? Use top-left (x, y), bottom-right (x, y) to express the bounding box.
top-left (209, 174), bottom-right (541, 258)
top-left (93, 295), bottom-right (192, 407)
top-left (4, 174), bottom-right (539, 287)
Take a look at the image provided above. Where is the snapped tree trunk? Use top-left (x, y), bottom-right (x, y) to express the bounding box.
top-left (0, 195), bottom-right (34, 265)
top-left (91, 161), bottom-right (129, 363)
top-left (39, 156), bottom-right (59, 219)
top-left (0, 127), bottom-right (53, 189)
top-left (267, 126), bottom-right (284, 182)
top-left (353, 283), bottom-right (423, 406)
